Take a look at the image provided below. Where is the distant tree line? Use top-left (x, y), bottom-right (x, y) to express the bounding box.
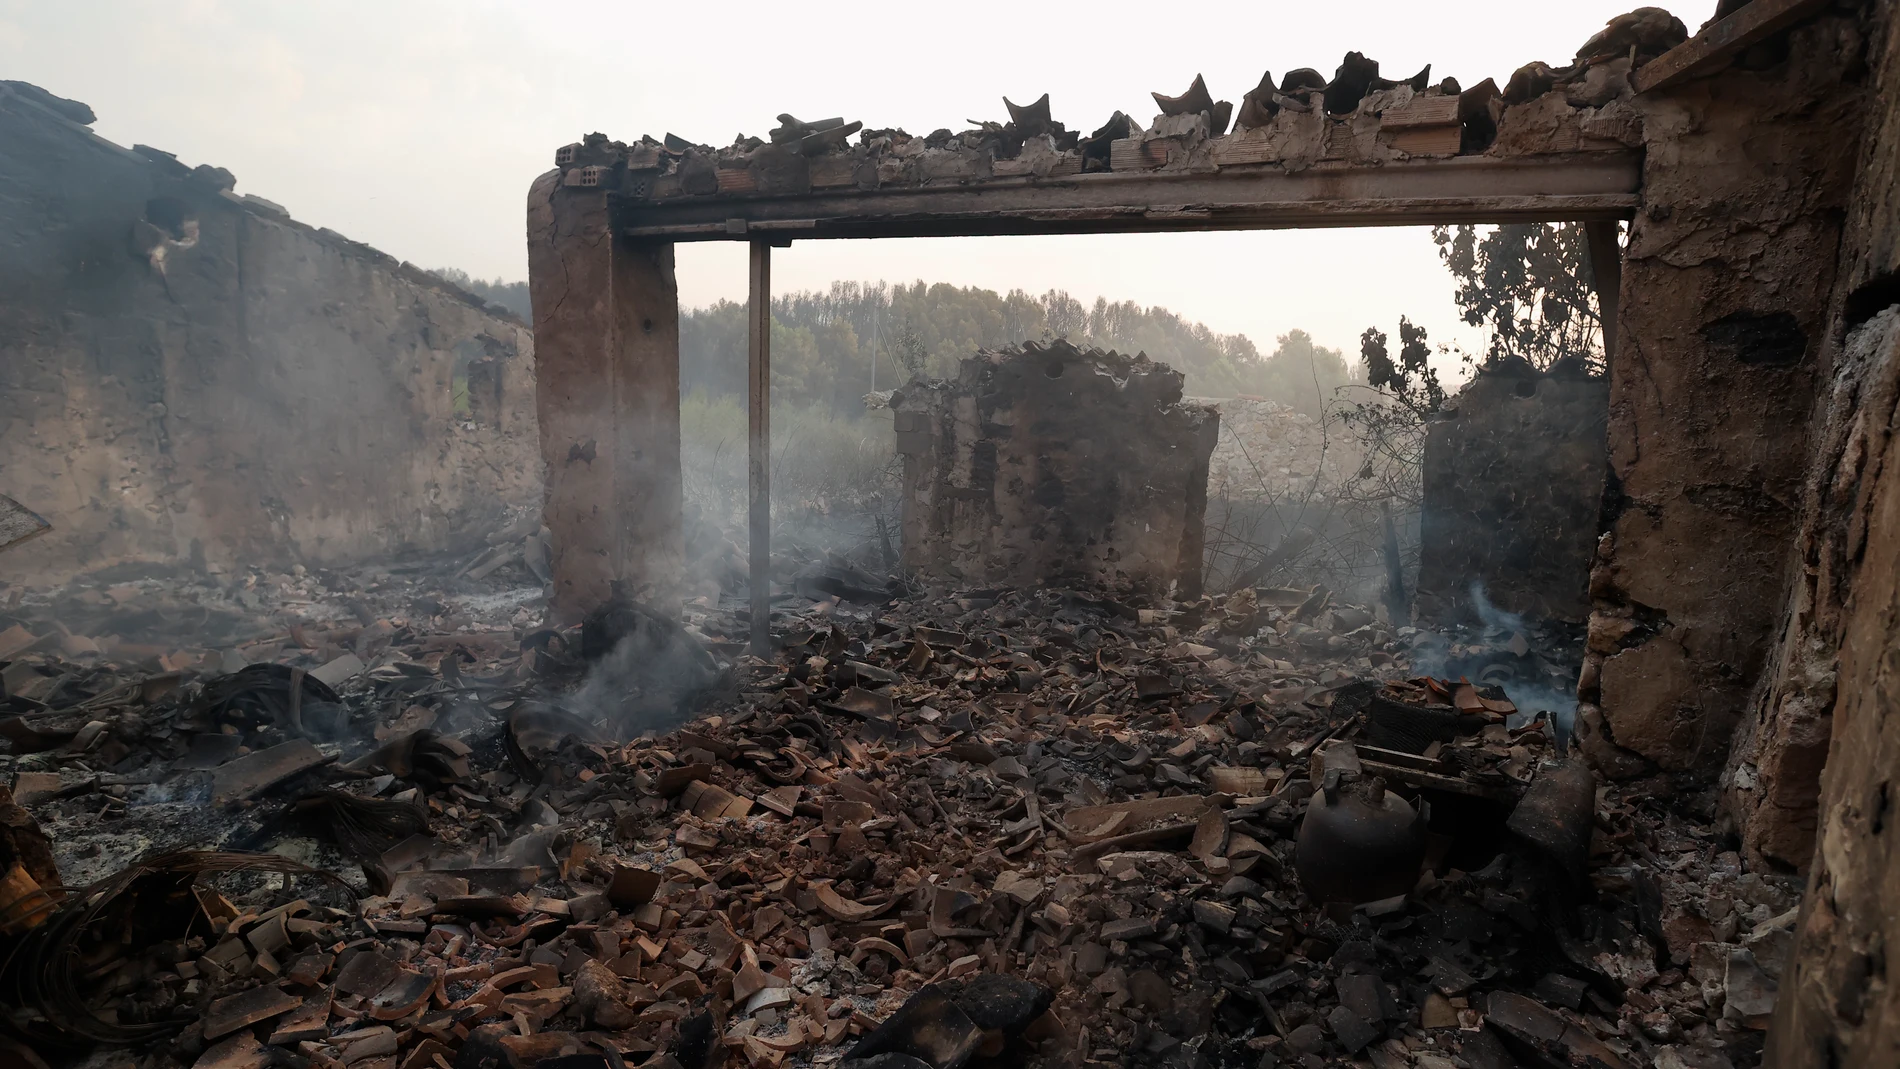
top-left (432, 269), bottom-right (532, 322)
top-left (431, 270), bottom-right (1363, 418)
top-left (681, 281), bottom-right (1360, 419)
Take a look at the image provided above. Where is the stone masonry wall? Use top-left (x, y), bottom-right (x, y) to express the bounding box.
top-left (1573, 12), bottom-right (1869, 780)
top-left (0, 84), bottom-right (540, 583)
top-left (1728, 5), bottom-right (1900, 876)
top-left (1765, 4), bottom-right (1900, 1064)
top-left (891, 340), bottom-right (1218, 597)
top-left (1415, 363), bottom-right (1608, 626)
top-left (1767, 314), bottom-right (1900, 1066)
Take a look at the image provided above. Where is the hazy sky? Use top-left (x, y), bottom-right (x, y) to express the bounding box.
top-left (2, 0), bottom-right (1709, 362)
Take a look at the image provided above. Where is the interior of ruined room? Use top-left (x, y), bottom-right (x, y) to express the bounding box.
top-left (3, 1), bottom-right (1899, 1067)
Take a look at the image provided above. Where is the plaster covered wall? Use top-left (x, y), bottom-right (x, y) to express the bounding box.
top-left (0, 85), bottom-right (540, 583)
top-left (524, 172), bottom-right (684, 625)
top-left (1574, 12), bottom-right (1869, 780)
top-left (1415, 364), bottom-right (1608, 626)
top-left (891, 340), bottom-right (1218, 597)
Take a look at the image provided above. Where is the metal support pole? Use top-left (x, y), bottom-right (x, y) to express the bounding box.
top-left (747, 240), bottom-right (772, 656)
top-left (1584, 220), bottom-right (1623, 365)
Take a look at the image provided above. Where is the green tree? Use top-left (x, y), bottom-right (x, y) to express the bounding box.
top-left (1353, 222), bottom-right (1605, 420)
top-left (1435, 222), bottom-right (1605, 374)
top-left (1339, 223), bottom-right (1603, 614)
top-left (1256, 329), bottom-right (1360, 419)
top-left (879, 320), bottom-right (928, 381)
top-left (430, 268), bottom-right (532, 322)
top-left (769, 320), bottom-right (824, 407)
top-left (1357, 317), bottom-right (1445, 416)
top-left (679, 280), bottom-right (1331, 415)
top-left (679, 299), bottom-right (748, 398)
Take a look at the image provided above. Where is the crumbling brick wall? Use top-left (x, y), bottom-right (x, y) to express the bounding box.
top-left (0, 84), bottom-right (540, 583)
top-left (891, 340), bottom-right (1218, 597)
top-left (1574, 11), bottom-right (1869, 779)
top-left (1415, 363), bottom-right (1608, 625)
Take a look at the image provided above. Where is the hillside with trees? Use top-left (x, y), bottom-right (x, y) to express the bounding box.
top-left (428, 270), bottom-right (1359, 416)
top-left (431, 268), bottom-right (531, 321)
top-left (680, 281), bottom-right (1359, 417)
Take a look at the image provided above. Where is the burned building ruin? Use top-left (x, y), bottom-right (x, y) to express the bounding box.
top-left (6, 2), bottom-right (1900, 1068)
top-left (514, 4), bottom-right (1900, 1061)
top-left (891, 341), bottom-right (1218, 597)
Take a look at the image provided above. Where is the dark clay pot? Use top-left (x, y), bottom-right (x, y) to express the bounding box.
top-left (1295, 774), bottom-right (1428, 904)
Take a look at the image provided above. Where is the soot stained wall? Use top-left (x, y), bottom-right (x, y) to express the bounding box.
top-left (0, 85), bottom-right (540, 582)
top-left (891, 340), bottom-right (1218, 597)
top-left (1575, 12), bottom-right (1868, 779)
top-left (1416, 363), bottom-right (1609, 626)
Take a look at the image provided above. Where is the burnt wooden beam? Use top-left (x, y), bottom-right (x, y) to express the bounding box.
top-left (622, 153), bottom-right (1640, 242)
top-left (747, 240), bottom-right (772, 656)
top-left (1356, 757), bottom-right (1522, 804)
top-left (1584, 220), bottom-right (1624, 362)
top-left (1632, 0), bottom-right (1833, 94)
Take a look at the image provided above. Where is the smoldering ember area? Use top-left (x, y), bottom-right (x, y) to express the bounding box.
top-left (4, 2), bottom-right (1900, 1068)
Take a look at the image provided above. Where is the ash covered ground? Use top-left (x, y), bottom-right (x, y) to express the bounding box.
top-left (0, 543), bottom-right (1791, 1069)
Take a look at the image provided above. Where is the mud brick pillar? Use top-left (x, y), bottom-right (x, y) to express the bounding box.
top-left (526, 171), bottom-right (682, 624)
top-left (1574, 13), bottom-right (1867, 783)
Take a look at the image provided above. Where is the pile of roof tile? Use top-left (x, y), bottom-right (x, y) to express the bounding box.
top-left (0, 559), bottom-right (1787, 1069)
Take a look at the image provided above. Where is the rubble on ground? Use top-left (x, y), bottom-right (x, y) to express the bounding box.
top-left (0, 547), bottom-right (1789, 1069)
top-left (0, 495), bottom-right (50, 556)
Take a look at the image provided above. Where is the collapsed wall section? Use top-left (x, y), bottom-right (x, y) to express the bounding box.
top-left (1200, 397), bottom-right (1368, 594)
top-left (1205, 398), bottom-right (1359, 504)
top-left (1416, 363), bottom-right (1608, 626)
top-left (891, 341), bottom-right (1217, 597)
top-left (0, 84), bottom-right (539, 583)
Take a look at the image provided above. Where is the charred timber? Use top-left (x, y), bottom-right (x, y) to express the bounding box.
top-left (614, 153), bottom-right (1640, 242)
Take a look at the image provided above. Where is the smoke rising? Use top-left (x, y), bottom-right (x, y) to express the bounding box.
top-left (1469, 579), bottom-right (1527, 635)
top-left (567, 589), bottom-right (734, 739)
top-left (1406, 581), bottom-right (1579, 752)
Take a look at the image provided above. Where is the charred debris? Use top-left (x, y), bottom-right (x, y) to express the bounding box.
top-left (0, 7), bottom-right (1807, 1069)
top-left (0, 519), bottom-right (1782, 1069)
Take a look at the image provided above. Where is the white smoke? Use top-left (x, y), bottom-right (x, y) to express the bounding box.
top-left (1404, 582), bottom-right (1578, 752)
